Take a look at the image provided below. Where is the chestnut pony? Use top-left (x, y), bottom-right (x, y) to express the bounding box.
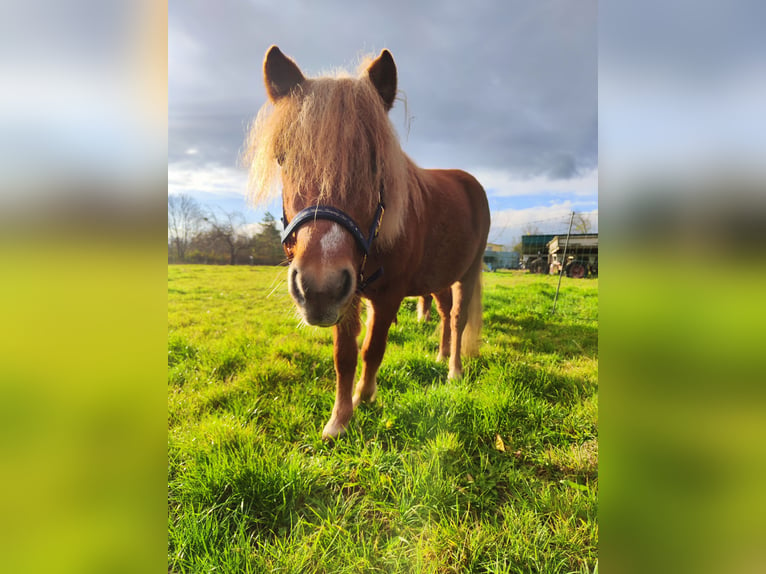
top-left (245, 46), bottom-right (490, 439)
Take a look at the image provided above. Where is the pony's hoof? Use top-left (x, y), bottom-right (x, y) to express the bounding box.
top-left (352, 390), bottom-right (376, 408)
top-left (352, 381), bottom-right (377, 408)
top-left (322, 419), bottom-right (348, 441)
top-left (448, 367), bottom-right (463, 380)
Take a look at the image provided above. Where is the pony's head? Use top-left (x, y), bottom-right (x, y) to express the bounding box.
top-left (245, 46), bottom-right (411, 326)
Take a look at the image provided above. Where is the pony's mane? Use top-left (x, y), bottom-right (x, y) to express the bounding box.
top-left (243, 58), bottom-right (419, 247)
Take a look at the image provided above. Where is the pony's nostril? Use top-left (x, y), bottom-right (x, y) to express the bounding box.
top-left (338, 269), bottom-right (353, 301)
top-left (290, 268), bottom-right (305, 303)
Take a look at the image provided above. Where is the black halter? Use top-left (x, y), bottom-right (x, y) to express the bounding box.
top-left (281, 185), bottom-right (385, 292)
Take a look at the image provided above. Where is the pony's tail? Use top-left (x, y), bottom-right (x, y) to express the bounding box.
top-left (461, 266), bottom-right (483, 357)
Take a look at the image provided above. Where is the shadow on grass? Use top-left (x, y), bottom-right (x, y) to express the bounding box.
top-left (386, 319), bottom-right (440, 346)
top-left (378, 355), bottom-right (449, 393)
top-left (485, 312), bottom-right (597, 359)
top-left (275, 347), bottom-right (334, 381)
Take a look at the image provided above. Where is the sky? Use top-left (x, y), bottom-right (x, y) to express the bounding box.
top-left (600, 0), bottom-right (766, 182)
top-left (168, 0), bottom-right (598, 246)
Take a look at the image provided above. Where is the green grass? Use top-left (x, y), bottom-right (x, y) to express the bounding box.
top-left (168, 266), bottom-right (598, 573)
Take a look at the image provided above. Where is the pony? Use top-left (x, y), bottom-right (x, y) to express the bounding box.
top-left (417, 294), bottom-right (434, 322)
top-left (244, 46), bottom-right (490, 439)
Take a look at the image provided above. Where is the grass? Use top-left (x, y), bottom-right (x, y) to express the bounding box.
top-left (168, 266), bottom-right (598, 573)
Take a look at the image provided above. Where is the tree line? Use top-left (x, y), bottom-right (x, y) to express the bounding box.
top-left (169, 193), bottom-right (595, 266)
top-left (168, 194), bottom-right (284, 265)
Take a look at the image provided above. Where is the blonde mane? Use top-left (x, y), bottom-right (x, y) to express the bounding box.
top-left (242, 59), bottom-right (420, 247)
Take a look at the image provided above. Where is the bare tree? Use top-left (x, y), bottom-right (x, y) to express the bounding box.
top-left (168, 194), bottom-right (204, 262)
top-left (521, 223), bottom-right (541, 236)
top-left (572, 212), bottom-right (592, 234)
top-left (205, 208), bottom-right (251, 265)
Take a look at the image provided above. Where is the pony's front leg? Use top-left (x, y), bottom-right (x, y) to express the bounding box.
top-left (323, 299), bottom-right (361, 440)
top-left (353, 297), bottom-right (401, 407)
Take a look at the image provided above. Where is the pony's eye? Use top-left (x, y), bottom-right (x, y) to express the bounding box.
top-left (276, 153), bottom-right (285, 166)
top-left (283, 236), bottom-right (296, 260)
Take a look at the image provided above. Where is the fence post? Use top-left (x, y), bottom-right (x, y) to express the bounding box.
top-left (552, 211), bottom-right (575, 314)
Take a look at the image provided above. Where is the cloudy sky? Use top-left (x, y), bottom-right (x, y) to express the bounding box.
top-left (169, 0), bottom-right (598, 245)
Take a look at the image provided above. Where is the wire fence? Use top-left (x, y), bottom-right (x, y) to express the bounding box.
top-left (483, 211), bottom-right (598, 314)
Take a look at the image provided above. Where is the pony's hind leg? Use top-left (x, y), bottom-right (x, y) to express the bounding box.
top-left (417, 294), bottom-right (433, 322)
top-left (353, 297), bottom-right (401, 408)
top-left (448, 259), bottom-right (483, 380)
top-left (433, 288), bottom-right (453, 362)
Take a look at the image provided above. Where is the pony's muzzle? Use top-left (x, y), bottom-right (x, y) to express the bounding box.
top-left (288, 264), bottom-right (355, 327)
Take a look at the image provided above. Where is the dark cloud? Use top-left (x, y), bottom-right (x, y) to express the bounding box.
top-left (170, 0), bottom-right (597, 184)
top-left (600, 0), bottom-right (766, 83)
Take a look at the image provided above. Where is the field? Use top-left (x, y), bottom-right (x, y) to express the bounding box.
top-left (168, 266), bottom-right (598, 573)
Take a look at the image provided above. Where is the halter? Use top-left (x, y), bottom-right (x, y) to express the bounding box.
top-left (281, 184), bottom-right (385, 292)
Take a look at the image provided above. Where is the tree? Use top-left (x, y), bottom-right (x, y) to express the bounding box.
top-left (168, 194), bottom-right (204, 262)
top-left (521, 223), bottom-right (541, 236)
top-left (572, 212), bottom-right (592, 234)
top-left (205, 208), bottom-right (250, 265)
top-left (252, 211), bottom-right (284, 265)
top-left (187, 229), bottom-right (227, 264)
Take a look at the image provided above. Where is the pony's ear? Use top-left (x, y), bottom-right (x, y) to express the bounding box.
top-left (263, 45), bottom-right (305, 102)
top-left (367, 49), bottom-right (397, 111)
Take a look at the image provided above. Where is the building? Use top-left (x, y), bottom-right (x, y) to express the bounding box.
top-left (483, 242), bottom-right (519, 270)
top-left (546, 233), bottom-right (598, 277)
top-left (520, 235), bottom-right (558, 267)
top-left (522, 233), bottom-right (598, 277)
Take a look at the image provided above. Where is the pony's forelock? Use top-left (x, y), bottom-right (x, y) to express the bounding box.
top-left (243, 59), bottom-right (418, 247)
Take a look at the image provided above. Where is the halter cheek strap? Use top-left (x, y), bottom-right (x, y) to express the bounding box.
top-left (280, 188), bottom-right (385, 292)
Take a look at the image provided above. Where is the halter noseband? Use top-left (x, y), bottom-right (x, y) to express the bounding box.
top-left (280, 185), bottom-right (385, 292)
